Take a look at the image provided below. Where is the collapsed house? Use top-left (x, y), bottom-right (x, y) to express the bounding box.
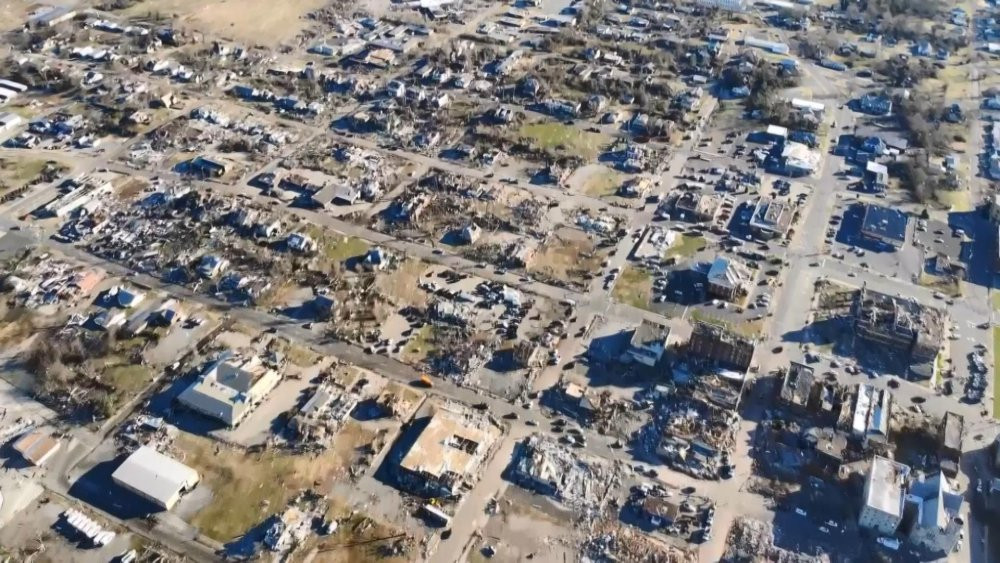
top-left (289, 385), bottom-right (360, 447)
top-left (653, 393), bottom-right (739, 480)
top-left (508, 434), bottom-right (613, 511)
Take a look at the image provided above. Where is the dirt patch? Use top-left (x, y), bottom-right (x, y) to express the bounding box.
top-left (298, 512), bottom-right (410, 563)
top-left (570, 165), bottom-right (625, 197)
top-left (375, 259), bottom-right (428, 308)
top-left (122, 0), bottom-right (328, 46)
top-left (529, 228), bottom-right (603, 284)
top-left (177, 426), bottom-right (375, 541)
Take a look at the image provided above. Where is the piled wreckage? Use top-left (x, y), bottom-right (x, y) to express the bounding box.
top-left (508, 434), bottom-right (618, 514)
top-left (724, 518), bottom-right (829, 563)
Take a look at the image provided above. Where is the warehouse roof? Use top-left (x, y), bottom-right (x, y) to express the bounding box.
top-left (112, 446), bottom-right (199, 507)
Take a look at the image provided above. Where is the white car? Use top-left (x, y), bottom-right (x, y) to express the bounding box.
top-left (795, 508), bottom-right (807, 516)
top-left (819, 526), bottom-right (830, 534)
top-left (877, 537), bottom-right (900, 550)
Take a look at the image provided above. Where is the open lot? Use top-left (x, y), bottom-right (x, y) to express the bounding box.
top-left (120, 0), bottom-right (328, 46)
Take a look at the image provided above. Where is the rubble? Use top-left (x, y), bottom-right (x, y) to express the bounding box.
top-left (724, 518), bottom-right (828, 563)
top-left (507, 434), bottom-right (619, 513)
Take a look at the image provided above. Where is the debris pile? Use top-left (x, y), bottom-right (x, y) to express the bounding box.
top-left (507, 434), bottom-right (619, 513)
top-left (724, 518), bottom-right (828, 563)
top-left (289, 384), bottom-right (360, 448)
top-left (643, 393), bottom-right (739, 480)
top-left (583, 521), bottom-right (696, 563)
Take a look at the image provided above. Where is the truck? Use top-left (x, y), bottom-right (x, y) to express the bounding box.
top-left (418, 374), bottom-right (433, 388)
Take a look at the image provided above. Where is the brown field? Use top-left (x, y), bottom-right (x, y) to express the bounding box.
top-left (123, 0), bottom-right (328, 46)
top-left (529, 227), bottom-right (604, 284)
top-left (177, 423), bottom-right (377, 541)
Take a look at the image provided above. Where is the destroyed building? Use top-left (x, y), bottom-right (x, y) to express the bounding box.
top-left (938, 412), bottom-right (963, 477)
top-left (706, 256), bottom-right (751, 302)
top-left (672, 191), bottom-right (721, 223)
top-left (686, 321), bottom-right (756, 372)
top-left (290, 385), bottom-right (360, 447)
top-left (394, 404), bottom-right (499, 498)
top-left (846, 383), bottom-right (892, 445)
top-left (779, 361), bottom-right (816, 410)
top-left (903, 472), bottom-right (964, 555)
top-left (508, 434), bottom-right (611, 510)
top-left (654, 394), bottom-right (739, 480)
top-left (852, 287), bottom-right (945, 379)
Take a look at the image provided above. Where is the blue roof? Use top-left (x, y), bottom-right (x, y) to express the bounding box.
top-left (861, 204), bottom-right (908, 244)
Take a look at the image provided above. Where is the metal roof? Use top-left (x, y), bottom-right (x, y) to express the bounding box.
top-left (112, 446), bottom-right (199, 508)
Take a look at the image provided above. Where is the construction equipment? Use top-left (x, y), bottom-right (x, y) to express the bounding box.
top-left (418, 375), bottom-right (433, 388)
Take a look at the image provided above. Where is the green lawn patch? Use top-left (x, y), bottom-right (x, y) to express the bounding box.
top-left (994, 327), bottom-right (1000, 419)
top-left (301, 225), bottom-right (370, 269)
top-left (179, 431), bottom-right (361, 541)
top-left (917, 272), bottom-right (962, 298)
top-left (517, 122), bottom-right (609, 160)
top-left (0, 158), bottom-right (50, 186)
top-left (581, 167), bottom-right (625, 197)
top-left (991, 292), bottom-right (1000, 312)
top-left (102, 363), bottom-right (152, 396)
top-left (665, 234), bottom-right (706, 259)
top-left (936, 188), bottom-right (972, 212)
top-left (689, 309), bottom-right (764, 338)
top-left (402, 324), bottom-right (436, 364)
top-left (612, 267), bottom-right (652, 310)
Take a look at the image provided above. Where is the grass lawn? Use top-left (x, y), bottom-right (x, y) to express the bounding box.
top-left (992, 292), bottom-right (1000, 312)
top-left (665, 235), bottom-right (706, 259)
top-left (917, 272), bottom-right (962, 298)
top-left (517, 122), bottom-right (609, 160)
top-left (179, 428), bottom-right (369, 541)
top-left (936, 188), bottom-right (972, 212)
top-left (101, 363), bottom-right (152, 395)
top-left (688, 309), bottom-right (764, 338)
top-left (302, 226), bottom-right (370, 270)
top-left (994, 327), bottom-right (1000, 419)
top-left (0, 158), bottom-right (50, 186)
top-left (401, 325), bottom-right (436, 364)
top-left (580, 167), bottom-right (625, 197)
top-left (612, 267), bottom-right (652, 310)
top-left (92, 354), bottom-right (154, 415)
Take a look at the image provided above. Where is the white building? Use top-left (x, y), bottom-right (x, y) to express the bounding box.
top-left (112, 446), bottom-right (200, 509)
top-left (0, 111), bottom-right (22, 133)
top-left (859, 456), bottom-right (909, 534)
top-left (177, 353), bottom-right (282, 426)
top-left (790, 98), bottom-right (825, 113)
top-left (905, 472), bottom-right (964, 555)
top-left (628, 319), bottom-right (671, 367)
top-left (781, 142), bottom-right (821, 175)
top-left (697, 0), bottom-right (748, 11)
top-left (852, 384), bottom-right (892, 443)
